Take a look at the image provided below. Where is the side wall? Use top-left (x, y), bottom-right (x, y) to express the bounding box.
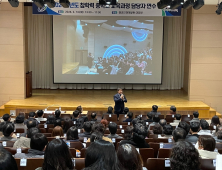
top-left (0, 3), bottom-right (26, 106)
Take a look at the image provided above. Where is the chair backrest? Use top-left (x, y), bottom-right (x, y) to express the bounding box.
top-left (61, 114), bottom-right (71, 120)
top-left (146, 158), bottom-right (171, 170)
top-left (74, 158), bottom-right (85, 170)
top-left (4, 147), bottom-right (29, 155)
top-left (139, 148), bottom-right (155, 165)
top-left (158, 148), bottom-right (172, 158)
top-left (118, 125), bottom-right (129, 129)
top-left (216, 143), bottom-right (222, 149)
top-left (200, 159), bottom-right (216, 170)
top-left (47, 128), bottom-right (53, 133)
top-left (43, 133), bottom-right (52, 137)
top-left (103, 114), bottom-right (117, 122)
top-left (149, 143), bottom-right (160, 158)
top-left (15, 128), bottom-right (25, 133)
top-left (181, 115), bottom-right (193, 122)
top-left (15, 158), bottom-right (44, 170)
top-left (0, 141), bottom-right (15, 147)
top-left (46, 137), bottom-right (65, 142)
top-left (69, 148), bottom-right (77, 158)
top-left (81, 148), bottom-right (87, 158)
top-left (70, 142), bottom-right (83, 150)
top-left (86, 142), bottom-right (91, 147)
top-left (165, 115), bottom-right (175, 123)
top-left (39, 128), bottom-right (46, 133)
top-left (39, 121), bottom-right (46, 124)
top-left (119, 114), bottom-right (127, 122)
top-left (38, 124), bottom-right (44, 128)
top-left (135, 115), bottom-right (148, 120)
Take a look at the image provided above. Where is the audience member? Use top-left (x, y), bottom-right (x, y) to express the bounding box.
top-left (79, 121), bottom-right (92, 138)
top-left (15, 133), bottom-right (48, 158)
top-left (35, 110), bottom-right (46, 122)
top-left (72, 110), bottom-right (80, 122)
top-left (55, 109), bottom-right (63, 121)
top-left (198, 135), bottom-right (218, 159)
top-left (24, 112), bottom-right (38, 125)
top-left (54, 119), bottom-right (62, 127)
top-left (0, 121), bottom-right (7, 137)
top-left (117, 144), bottom-right (145, 170)
top-left (169, 106), bottom-right (176, 115)
top-left (14, 115), bottom-right (27, 133)
top-left (101, 119), bottom-right (109, 129)
top-left (83, 140), bottom-right (120, 170)
top-left (46, 115), bottom-right (56, 125)
top-left (66, 127), bottom-right (84, 149)
top-left (215, 131), bottom-right (222, 143)
top-left (107, 122), bottom-right (122, 138)
top-left (52, 126), bottom-right (64, 137)
top-left (150, 105), bottom-right (161, 117)
top-left (76, 105), bottom-right (83, 114)
top-left (198, 119), bottom-right (212, 136)
top-left (123, 126), bottom-right (134, 140)
top-left (90, 132), bottom-right (103, 142)
top-left (170, 141), bottom-right (200, 170)
top-left (159, 119), bottom-right (167, 127)
top-left (148, 115), bottom-right (160, 130)
top-left (178, 121), bottom-right (190, 135)
top-left (38, 139), bottom-right (74, 170)
top-left (1, 123), bottom-right (17, 141)
top-left (122, 107), bottom-right (129, 114)
top-left (90, 112), bottom-right (97, 122)
top-left (186, 122), bottom-right (200, 143)
top-left (210, 116), bottom-right (221, 127)
top-left (63, 119), bottom-right (74, 134)
top-left (170, 114), bottom-right (181, 126)
top-left (102, 106), bottom-right (114, 119)
top-left (3, 113), bottom-right (11, 122)
top-left (13, 127), bottom-right (40, 148)
top-left (159, 124), bottom-right (173, 139)
top-left (190, 112), bottom-right (200, 123)
top-left (120, 123), bottom-right (149, 148)
top-left (123, 112), bottom-right (133, 122)
top-left (0, 149), bottom-right (18, 170)
top-left (146, 112), bottom-right (153, 123)
top-left (153, 124), bottom-right (162, 134)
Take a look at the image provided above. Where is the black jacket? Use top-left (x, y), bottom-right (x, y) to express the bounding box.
top-left (114, 93), bottom-right (127, 113)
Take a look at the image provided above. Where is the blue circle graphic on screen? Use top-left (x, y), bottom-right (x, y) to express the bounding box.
top-left (103, 45), bottom-right (128, 58)
top-left (131, 31), bottom-right (148, 42)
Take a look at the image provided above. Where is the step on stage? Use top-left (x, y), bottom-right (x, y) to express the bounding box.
top-left (2, 89), bottom-right (215, 119)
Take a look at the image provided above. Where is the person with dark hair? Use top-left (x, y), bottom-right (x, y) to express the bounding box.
top-left (150, 105), bottom-right (161, 117)
top-left (215, 131), bottom-right (222, 143)
top-left (52, 126), bottom-right (64, 137)
top-left (123, 126), bottom-right (134, 140)
top-left (90, 132), bottom-right (103, 142)
top-left (63, 119), bottom-right (74, 134)
top-left (153, 124), bottom-right (162, 134)
top-left (170, 114), bottom-right (181, 126)
top-left (15, 133), bottom-right (48, 158)
top-left (14, 115), bottom-right (27, 133)
top-left (13, 127), bottom-right (40, 148)
top-left (91, 112), bottom-right (97, 122)
top-left (76, 105), bottom-right (83, 114)
top-left (178, 121), bottom-right (190, 135)
top-left (120, 123), bottom-right (149, 148)
top-left (123, 112), bottom-right (133, 122)
top-left (159, 119), bottom-right (167, 127)
top-left (3, 113), bottom-right (11, 122)
top-left (107, 122), bottom-right (122, 138)
top-left (197, 135), bottom-right (218, 159)
top-left (38, 139), bottom-right (74, 170)
top-left (198, 119), bottom-right (212, 136)
top-left (169, 106), bottom-right (176, 115)
top-left (66, 127), bottom-right (81, 142)
top-left (210, 116), bottom-right (221, 126)
top-left (148, 115), bottom-right (160, 130)
top-left (102, 106), bottom-right (114, 119)
top-left (170, 141), bottom-right (200, 170)
top-left (72, 110), bottom-right (80, 122)
top-left (190, 112), bottom-right (200, 123)
top-left (0, 121), bottom-right (7, 137)
top-left (86, 122), bottom-right (112, 143)
top-left (83, 140), bottom-right (120, 170)
top-left (114, 88), bottom-right (127, 118)
top-left (79, 121), bottom-right (92, 138)
top-left (159, 124), bottom-right (173, 138)
top-left (36, 110), bottom-right (47, 122)
top-left (123, 107), bottom-right (129, 114)
top-left (186, 122), bottom-right (200, 143)
top-left (145, 112), bottom-right (153, 123)
top-left (1, 123), bottom-right (17, 141)
top-left (24, 112), bottom-right (39, 126)
top-left (117, 144), bottom-right (145, 170)
top-left (46, 115), bottom-right (56, 125)
top-left (54, 119), bottom-right (62, 127)
top-left (55, 109), bottom-right (64, 121)
top-left (0, 149), bottom-right (18, 170)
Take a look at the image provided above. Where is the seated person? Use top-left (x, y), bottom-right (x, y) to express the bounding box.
top-left (120, 123), bottom-right (150, 148)
top-left (46, 115), bottom-right (56, 124)
top-left (76, 105), bottom-right (83, 114)
top-left (52, 126), bottom-right (64, 138)
top-left (159, 124), bottom-right (173, 138)
top-left (159, 119), bottom-right (167, 128)
top-left (63, 119), bottom-right (74, 134)
top-left (197, 135), bottom-right (218, 159)
top-left (24, 112), bottom-right (39, 126)
top-left (54, 119), bottom-right (62, 127)
top-left (0, 149), bottom-right (18, 170)
top-left (190, 112), bottom-right (200, 123)
top-left (107, 122), bottom-right (122, 138)
top-left (3, 113), bottom-right (11, 122)
top-left (150, 105), bottom-right (161, 117)
top-left (198, 119), bottom-right (212, 136)
top-left (148, 115), bottom-right (160, 130)
top-left (122, 107), bottom-right (129, 115)
top-left (145, 112), bottom-right (153, 123)
top-left (215, 131), bottom-right (222, 143)
top-left (178, 121), bottom-right (190, 135)
top-left (79, 121), bottom-right (92, 138)
top-left (153, 124), bottom-right (162, 134)
top-left (66, 127), bottom-right (83, 144)
top-left (170, 141), bottom-right (200, 170)
top-left (14, 115), bottom-right (27, 133)
top-left (72, 110), bottom-right (80, 122)
top-left (90, 112), bottom-right (97, 122)
top-left (102, 106), bottom-right (114, 119)
top-left (123, 112), bottom-right (133, 122)
top-left (186, 122), bottom-right (200, 143)
top-left (170, 114), bottom-right (181, 127)
top-left (0, 121), bottom-right (7, 137)
top-left (13, 127), bottom-right (39, 148)
top-left (123, 126), bottom-right (134, 140)
top-left (55, 109), bottom-right (64, 121)
top-left (15, 133), bottom-right (48, 158)
top-left (35, 110), bottom-right (47, 122)
top-left (1, 123), bottom-right (17, 141)
top-left (168, 106), bottom-right (176, 115)
top-left (210, 116), bottom-right (221, 127)
top-left (90, 132), bottom-right (103, 142)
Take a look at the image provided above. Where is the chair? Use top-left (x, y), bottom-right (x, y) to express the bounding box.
top-left (119, 114), bottom-right (127, 122)
top-left (81, 148), bottom-right (87, 158)
top-left (61, 114), bottom-right (71, 120)
top-left (39, 128), bottom-right (46, 133)
top-left (47, 128), bottom-right (53, 133)
top-left (70, 142), bottom-right (84, 150)
top-left (181, 115), bottom-right (193, 122)
top-left (149, 143), bottom-right (160, 158)
top-left (200, 159), bottom-right (216, 170)
top-left (165, 115), bottom-right (175, 123)
top-left (135, 114), bottom-right (148, 120)
top-left (47, 137), bottom-right (65, 142)
top-left (146, 158), bottom-right (171, 170)
top-left (118, 125), bottom-right (129, 129)
top-left (74, 158), bottom-right (85, 170)
top-left (104, 129), bottom-right (110, 134)
top-left (43, 133), bottom-right (52, 137)
top-left (15, 128), bottom-right (25, 133)
top-left (139, 148), bottom-right (155, 165)
top-left (15, 158), bottom-right (44, 170)
top-left (86, 142), bottom-right (91, 147)
top-left (0, 141), bottom-right (15, 147)
top-left (39, 121), bottom-right (46, 124)
top-left (4, 147), bottom-right (29, 155)
top-left (69, 148), bottom-right (77, 158)
top-left (216, 143), bottom-right (222, 149)
top-left (103, 114), bottom-right (118, 122)
top-left (158, 148), bottom-right (172, 158)
top-left (38, 124), bottom-right (44, 128)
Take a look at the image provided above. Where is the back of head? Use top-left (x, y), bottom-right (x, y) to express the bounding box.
top-left (163, 125), bottom-right (173, 135)
top-left (27, 120), bottom-right (37, 129)
top-left (153, 124), bottom-right (162, 134)
top-left (107, 106), bottom-right (113, 113)
top-left (92, 122), bottom-right (105, 135)
top-left (132, 118), bottom-right (140, 127)
top-left (3, 123), bottom-right (14, 137)
top-left (29, 112), bottom-right (35, 118)
top-left (85, 140), bottom-right (119, 170)
top-left (46, 115), bottom-right (56, 124)
top-left (133, 123), bottom-right (148, 142)
top-left (152, 105), bottom-right (158, 111)
top-left (117, 144), bottom-right (143, 170)
top-left (54, 119), bottom-right (62, 127)
top-left (3, 114), bottom-right (11, 122)
top-left (0, 121), bottom-right (7, 132)
top-left (217, 131), bottom-right (222, 140)
top-left (193, 112), bottom-right (199, 118)
top-left (67, 126), bottom-right (79, 140)
top-left (123, 107), bottom-right (129, 114)
top-left (108, 122), bottom-right (117, 135)
top-left (172, 127), bottom-right (187, 142)
top-left (159, 119), bottom-right (166, 127)
top-left (91, 112), bottom-right (97, 119)
top-left (52, 126), bottom-right (64, 137)
top-left (170, 141), bottom-right (200, 170)
top-left (76, 106), bottom-right (83, 114)
top-left (175, 114), bottom-right (181, 120)
top-left (170, 106), bottom-right (176, 113)
top-left (190, 122), bottom-right (200, 132)
top-left (153, 115), bottom-right (160, 123)
top-left (211, 116), bottom-right (220, 125)
top-left (63, 119), bottom-right (74, 133)
top-left (73, 110), bottom-right (80, 118)
top-left (147, 112), bottom-right (153, 119)
top-left (31, 133), bottom-right (48, 151)
top-left (37, 110), bottom-right (44, 117)
top-left (200, 119), bottom-right (209, 130)
top-left (127, 112), bottom-right (133, 119)
top-left (178, 121), bottom-right (190, 135)
top-left (55, 110), bottom-right (61, 118)
top-left (43, 139), bottom-right (73, 170)
top-left (90, 132), bottom-right (103, 142)
top-left (124, 126), bottom-right (134, 140)
top-left (15, 115), bottom-right (25, 124)
top-left (198, 135), bottom-right (215, 151)
top-left (27, 127), bottom-right (40, 138)
top-left (83, 121), bottom-right (92, 133)
top-left (0, 149), bottom-right (18, 170)
top-left (100, 119), bottom-right (108, 128)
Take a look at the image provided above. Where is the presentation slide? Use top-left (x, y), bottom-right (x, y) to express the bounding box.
top-left (53, 16), bottom-right (163, 84)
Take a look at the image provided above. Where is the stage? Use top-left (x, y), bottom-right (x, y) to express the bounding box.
top-left (1, 89), bottom-right (216, 119)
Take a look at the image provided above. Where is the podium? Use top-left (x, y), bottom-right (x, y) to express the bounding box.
top-left (26, 71), bottom-right (32, 98)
